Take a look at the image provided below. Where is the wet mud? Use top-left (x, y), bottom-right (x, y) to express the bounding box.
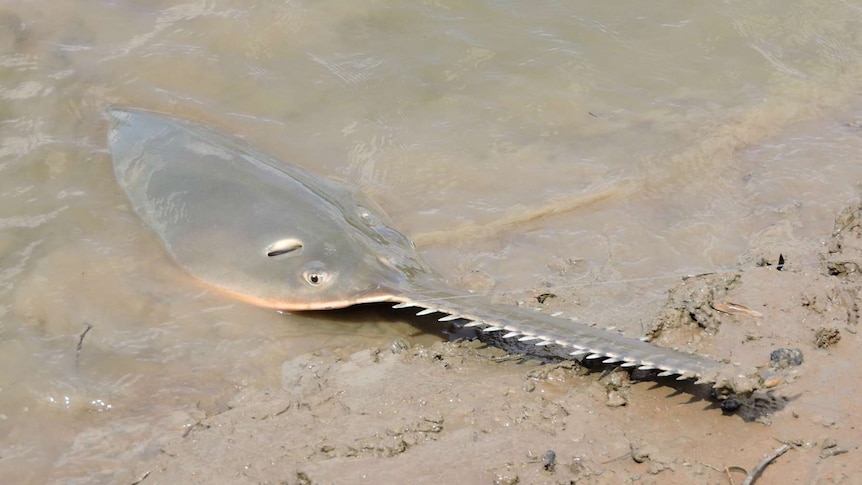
top-left (129, 201), bottom-right (862, 484)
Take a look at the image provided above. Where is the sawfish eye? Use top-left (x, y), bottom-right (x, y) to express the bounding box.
top-left (266, 238), bottom-right (303, 258)
top-left (303, 270), bottom-right (327, 286)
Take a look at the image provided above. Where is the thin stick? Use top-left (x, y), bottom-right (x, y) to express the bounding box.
top-left (724, 466), bottom-right (736, 485)
top-left (75, 323), bottom-right (93, 367)
top-left (742, 444), bottom-right (791, 485)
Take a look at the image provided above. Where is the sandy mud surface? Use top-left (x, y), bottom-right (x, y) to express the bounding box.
top-left (133, 202), bottom-right (862, 484)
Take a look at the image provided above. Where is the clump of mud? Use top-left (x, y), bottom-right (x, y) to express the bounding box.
top-left (642, 200), bottom-right (862, 418)
top-left (825, 203), bottom-right (862, 279)
top-left (815, 327), bottom-right (841, 348)
top-left (649, 271), bottom-right (742, 339)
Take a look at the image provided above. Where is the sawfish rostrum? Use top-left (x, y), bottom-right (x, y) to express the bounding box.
top-left (108, 108), bottom-right (725, 383)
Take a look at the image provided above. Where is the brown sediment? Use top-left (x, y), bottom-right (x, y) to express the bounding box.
top-left (411, 182), bottom-right (627, 246)
top-left (136, 201), bottom-right (862, 484)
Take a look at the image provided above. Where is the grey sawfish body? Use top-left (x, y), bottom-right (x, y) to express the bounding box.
top-left (108, 107), bottom-right (723, 382)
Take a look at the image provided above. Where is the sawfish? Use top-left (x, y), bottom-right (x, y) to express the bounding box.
top-left (107, 107), bottom-right (725, 384)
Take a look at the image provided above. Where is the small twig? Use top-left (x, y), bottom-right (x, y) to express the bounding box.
top-left (725, 465), bottom-right (748, 485)
top-left (724, 466), bottom-right (737, 485)
top-left (821, 448), bottom-right (848, 459)
top-left (131, 470), bottom-right (150, 484)
top-left (75, 323), bottom-right (93, 367)
top-left (600, 451), bottom-right (632, 465)
top-left (699, 462), bottom-right (723, 474)
top-left (742, 444), bottom-right (791, 485)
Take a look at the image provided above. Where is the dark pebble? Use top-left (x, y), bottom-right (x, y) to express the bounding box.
top-left (542, 450), bottom-right (556, 472)
top-left (770, 348), bottom-right (804, 369)
top-left (720, 396), bottom-right (742, 414)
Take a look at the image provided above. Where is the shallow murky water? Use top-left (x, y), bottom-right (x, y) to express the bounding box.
top-left (1, 0), bottom-right (862, 481)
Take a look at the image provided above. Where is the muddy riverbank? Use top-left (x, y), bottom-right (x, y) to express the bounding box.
top-left (131, 201), bottom-right (862, 484)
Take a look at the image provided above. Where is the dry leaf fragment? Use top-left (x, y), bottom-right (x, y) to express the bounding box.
top-left (712, 301), bottom-right (764, 318)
